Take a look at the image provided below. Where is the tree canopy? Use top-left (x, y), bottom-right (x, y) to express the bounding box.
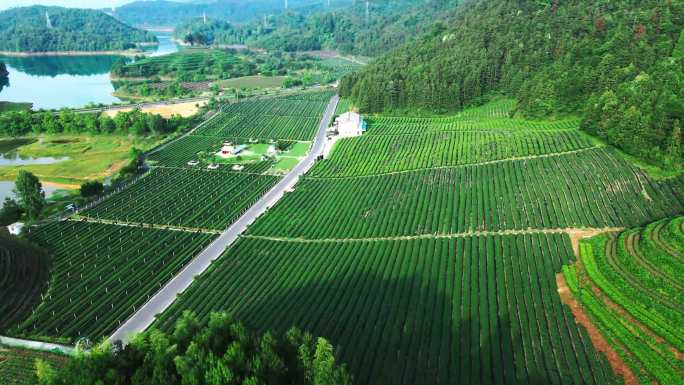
top-left (13, 171), bottom-right (45, 220)
top-left (0, 109), bottom-right (194, 137)
top-left (0, 6), bottom-right (156, 53)
top-left (340, 0), bottom-right (684, 169)
top-left (39, 311), bottom-right (351, 385)
top-left (173, 0), bottom-right (459, 57)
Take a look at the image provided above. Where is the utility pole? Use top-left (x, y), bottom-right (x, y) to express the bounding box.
top-left (284, 0), bottom-right (288, 10)
top-left (203, 12), bottom-right (207, 24)
top-left (366, 1), bottom-right (370, 24)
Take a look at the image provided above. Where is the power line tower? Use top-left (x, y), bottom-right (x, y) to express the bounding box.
top-left (284, 0), bottom-right (288, 10)
top-left (365, 1), bottom-right (370, 24)
top-left (45, 10), bottom-right (53, 29)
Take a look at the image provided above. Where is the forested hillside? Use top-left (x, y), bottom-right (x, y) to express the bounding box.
top-left (113, 0), bottom-right (350, 27)
top-left (0, 6), bottom-right (156, 53)
top-left (340, 0), bottom-right (684, 169)
top-left (174, 0), bottom-right (459, 56)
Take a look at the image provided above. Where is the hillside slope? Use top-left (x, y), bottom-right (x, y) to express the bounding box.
top-left (0, 6), bottom-right (156, 53)
top-left (174, 0), bottom-right (459, 56)
top-left (113, 0), bottom-right (350, 27)
top-left (340, 0), bottom-right (684, 169)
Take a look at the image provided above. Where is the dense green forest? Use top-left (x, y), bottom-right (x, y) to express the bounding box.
top-left (173, 0), bottom-right (459, 56)
top-left (0, 6), bottom-right (156, 53)
top-left (0, 109), bottom-right (195, 137)
top-left (113, 0), bottom-right (350, 27)
top-left (38, 311), bottom-right (350, 385)
top-left (340, 0), bottom-right (684, 169)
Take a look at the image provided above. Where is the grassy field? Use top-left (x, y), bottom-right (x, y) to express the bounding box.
top-left (217, 75), bottom-right (287, 89)
top-left (0, 135), bottom-right (161, 185)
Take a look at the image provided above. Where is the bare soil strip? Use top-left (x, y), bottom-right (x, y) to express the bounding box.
top-left (70, 216), bottom-right (221, 235)
top-left (556, 273), bottom-right (641, 385)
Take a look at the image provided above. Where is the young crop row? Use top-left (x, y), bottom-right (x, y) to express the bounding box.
top-left (219, 98), bottom-right (329, 119)
top-left (0, 347), bottom-right (68, 385)
top-left (579, 235), bottom-right (684, 351)
top-left (84, 168), bottom-right (279, 230)
top-left (283, 90), bottom-right (336, 101)
top-left (366, 117), bottom-right (581, 136)
top-left (565, 218), bottom-right (684, 384)
top-left (335, 97), bottom-right (352, 116)
top-left (8, 222), bottom-right (215, 342)
top-left (249, 148), bottom-right (684, 239)
top-left (311, 129), bottom-right (597, 177)
top-left (0, 237), bottom-right (49, 332)
top-left (196, 113), bottom-right (320, 140)
top-left (190, 97), bottom-right (330, 140)
top-left (154, 233), bottom-right (618, 385)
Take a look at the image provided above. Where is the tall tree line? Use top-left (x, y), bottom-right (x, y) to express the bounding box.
top-left (340, 0), bottom-right (684, 168)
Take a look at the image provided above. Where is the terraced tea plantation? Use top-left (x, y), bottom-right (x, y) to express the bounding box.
top-left (83, 168), bottom-right (279, 230)
top-left (0, 236), bottom-right (49, 332)
top-left (156, 234), bottom-right (619, 385)
top-left (7, 221), bottom-right (215, 342)
top-left (563, 217), bottom-right (684, 385)
top-left (251, 148), bottom-right (684, 239)
top-left (310, 129), bottom-right (598, 177)
top-left (0, 346), bottom-right (67, 385)
top-left (194, 95), bottom-right (332, 140)
top-left (146, 99), bottom-right (684, 385)
top-left (0, 91), bottom-right (332, 345)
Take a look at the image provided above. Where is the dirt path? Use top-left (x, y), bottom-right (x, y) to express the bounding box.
top-left (71, 216), bottom-right (221, 235)
top-left (244, 227), bottom-right (625, 244)
top-left (556, 273), bottom-right (640, 385)
top-left (104, 100), bottom-right (206, 118)
top-left (566, 228), bottom-right (622, 257)
top-left (42, 181), bottom-right (80, 190)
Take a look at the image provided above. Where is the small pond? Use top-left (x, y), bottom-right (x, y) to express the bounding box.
top-left (0, 180), bottom-right (60, 203)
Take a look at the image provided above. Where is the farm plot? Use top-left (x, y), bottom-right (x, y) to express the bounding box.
top-left (0, 236), bottom-right (50, 332)
top-left (6, 222), bottom-right (215, 343)
top-left (192, 96), bottom-right (330, 141)
top-left (197, 113), bottom-right (321, 141)
top-left (146, 135), bottom-right (224, 167)
top-left (563, 217), bottom-right (684, 385)
top-left (366, 116), bottom-right (582, 136)
top-left (249, 148), bottom-right (684, 239)
top-left (155, 234), bottom-right (619, 385)
top-left (311, 129), bottom-right (597, 177)
top-left (146, 135), bottom-right (273, 172)
top-left (0, 346), bottom-right (68, 385)
top-left (83, 168), bottom-right (280, 230)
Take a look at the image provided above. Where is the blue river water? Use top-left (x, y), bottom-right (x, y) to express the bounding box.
top-left (0, 34), bottom-right (179, 110)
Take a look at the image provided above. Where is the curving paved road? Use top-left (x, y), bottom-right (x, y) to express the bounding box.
top-left (109, 95), bottom-right (339, 344)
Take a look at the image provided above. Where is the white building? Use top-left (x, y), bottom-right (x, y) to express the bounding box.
top-left (323, 112), bottom-right (367, 158)
top-left (334, 112), bottom-right (365, 137)
top-left (7, 222), bottom-right (24, 236)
